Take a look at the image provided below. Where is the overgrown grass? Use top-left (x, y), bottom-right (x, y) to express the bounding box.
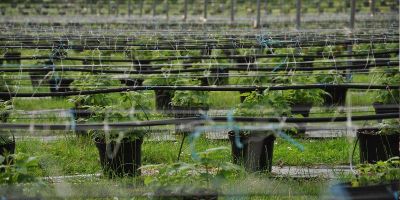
top-left (12, 97), bottom-right (73, 110)
top-left (17, 136), bottom-right (100, 176)
top-left (16, 135), bottom-right (357, 177)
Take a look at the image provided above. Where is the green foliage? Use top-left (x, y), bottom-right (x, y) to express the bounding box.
top-left (377, 119), bottom-right (400, 135)
top-left (143, 75), bottom-right (177, 86)
top-left (171, 79), bottom-right (209, 107)
top-left (68, 73), bottom-right (121, 108)
top-left (315, 70), bottom-right (346, 84)
top-left (234, 90), bottom-right (290, 117)
top-left (352, 157), bottom-right (400, 187)
top-left (0, 72), bottom-right (16, 93)
top-left (142, 147), bottom-right (244, 190)
top-left (376, 72), bottom-right (400, 104)
top-left (283, 89), bottom-right (326, 106)
top-left (0, 101), bottom-right (13, 145)
top-left (86, 92), bottom-right (153, 141)
top-left (171, 91), bottom-right (209, 107)
top-left (0, 100), bottom-right (12, 123)
top-left (0, 153), bottom-right (40, 185)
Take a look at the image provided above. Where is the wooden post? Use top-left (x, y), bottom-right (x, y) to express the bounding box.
top-left (350, 0), bottom-right (356, 29)
top-left (204, 0), bottom-right (208, 20)
top-left (108, 0), bottom-right (111, 15)
top-left (230, 0), bottom-right (235, 23)
top-left (140, 0), bottom-right (144, 17)
top-left (255, 0), bottom-right (261, 28)
top-left (152, 0), bottom-right (156, 17)
top-left (370, 0), bottom-right (375, 15)
top-left (184, 0), bottom-right (188, 22)
top-left (264, 0), bottom-right (267, 15)
top-left (296, 0), bottom-right (301, 29)
top-left (128, 0), bottom-right (132, 16)
top-left (115, 0), bottom-right (119, 16)
top-left (165, 0), bottom-right (169, 20)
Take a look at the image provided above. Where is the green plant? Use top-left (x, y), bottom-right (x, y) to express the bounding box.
top-left (171, 79), bottom-right (209, 107)
top-left (88, 91), bottom-right (152, 141)
top-left (283, 74), bottom-right (326, 106)
top-left (234, 90), bottom-right (291, 117)
top-left (376, 72), bottom-right (400, 104)
top-left (0, 101), bottom-right (13, 146)
top-left (315, 70), bottom-right (346, 84)
top-left (283, 89), bottom-right (326, 106)
top-left (0, 100), bottom-right (12, 123)
top-left (0, 153), bottom-right (40, 185)
top-left (352, 157), bottom-right (400, 187)
top-left (376, 119), bottom-right (400, 135)
top-left (142, 147), bottom-right (244, 190)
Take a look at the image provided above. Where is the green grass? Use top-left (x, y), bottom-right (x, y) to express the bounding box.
top-left (15, 135), bottom-right (357, 177)
top-left (12, 97), bottom-right (73, 110)
top-left (17, 136), bottom-right (100, 176)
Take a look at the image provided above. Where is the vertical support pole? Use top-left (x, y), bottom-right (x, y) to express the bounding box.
top-left (128, 0), bottom-right (132, 17)
top-left (230, 0), bottom-right (235, 23)
top-left (165, 0), bottom-right (169, 21)
top-left (255, 0), bottom-right (261, 28)
top-left (108, 0), bottom-right (111, 15)
top-left (204, 0), bottom-right (208, 20)
top-left (296, 0), bottom-right (301, 29)
top-left (90, 0), bottom-right (94, 14)
top-left (152, 0), bottom-right (156, 17)
top-left (264, 0), bottom-right (268, 15)
top-left (346, 45), bottom-right (353, 81)
top-left (184, 0), bottom-right (188, 22)
top-left (347, 0), bottom-right (356, 82)
top-left (115, 0), bottom-right (119, 16)
top-left (350, 0), bottom-right (356, 29)
top-left (370, 0), bottom-right (375, 15)
top-left (140, 0), bottom-right (144, 17)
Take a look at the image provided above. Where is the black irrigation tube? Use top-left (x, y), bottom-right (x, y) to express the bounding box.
top-left (0, 113), bottom-right (397, 130)
top-left (0, 61), bottom-right (398, 74)
top-left (0, 49), bottom-right (398, 63)
top-left (0, 84), bottom-right (399, 98)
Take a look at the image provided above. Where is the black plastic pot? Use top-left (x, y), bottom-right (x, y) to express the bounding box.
top-left (119, 78), bottom-right (144, 87)
top-left (290, 104), bottom-right (312, 136)
top-left (154, 188), bottom-right (218, 200)
top-left (49, 78), bottom-right (74, 93)
top-left (357, 128), bottom-right (400, 164)
top-left (330, 182), bottom-right (399, 200)
top-left (71, 107), bottom-right (92, 136)
top-left (300, 57), bottom-right (314, 68)
top-left (323, 87), bottom-right (348, 106)
top-left (4, 52), bottom-right (21, 65)
top-left (374, 53), bottom-right (391, 65)
top-left (228, 131), bottom-right (275, 172)
top-left (95, 137), bottom-right (143, 177)
top-left (155, 90), bottom-right (174, 111)
top-left (72, 107), bottom-right (92, 120)
top-left (173, 106), bottom-right (208, 135)
top-left (373, 102), bottom-right (400, 115)
top-left (207, 67), bottom-right (229, 86)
